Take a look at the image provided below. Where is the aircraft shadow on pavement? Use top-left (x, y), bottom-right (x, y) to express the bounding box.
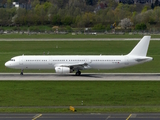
top-left (10, 73), bottom-right (103, 78)
top-left (55, 74), bottom-right (102, 78)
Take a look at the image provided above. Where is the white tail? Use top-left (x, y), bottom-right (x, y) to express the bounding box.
top-left (128, 36), bottom-right (151, 56)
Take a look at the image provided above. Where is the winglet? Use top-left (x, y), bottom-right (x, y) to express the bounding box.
top-left (128, 36), bottom-right (151, 56)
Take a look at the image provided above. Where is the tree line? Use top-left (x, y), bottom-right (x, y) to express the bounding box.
top-left (0, 0), bottom-right (160, 31)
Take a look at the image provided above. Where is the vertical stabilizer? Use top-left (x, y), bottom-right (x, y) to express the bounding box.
top-left (128, 36), bottom-right (151, 56)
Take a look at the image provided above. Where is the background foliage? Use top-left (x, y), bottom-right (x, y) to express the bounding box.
top-left (0, 0), bottom-right (160, 31)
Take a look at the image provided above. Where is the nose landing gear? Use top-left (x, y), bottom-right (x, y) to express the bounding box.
top-left (20, 69), bottom-right (23, 75)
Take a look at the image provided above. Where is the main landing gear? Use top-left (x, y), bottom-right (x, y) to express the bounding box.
top-left (75, 70), bottom-right (81, 76)
top-left (20, 69), bottom-right (23, 75)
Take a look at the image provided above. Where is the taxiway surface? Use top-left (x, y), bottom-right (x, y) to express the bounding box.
top-left (0, 73), bottom-right (160, 81)
top-left (0, 38), bottom-right (160, 41)
top-left (1, 113), bottom-right (160, 120)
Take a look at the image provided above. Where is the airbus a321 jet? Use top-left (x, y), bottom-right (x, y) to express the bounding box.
top-left (5, 36), bottom-right (153, 76)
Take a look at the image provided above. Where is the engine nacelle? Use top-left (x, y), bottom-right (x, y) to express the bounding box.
top-left (55, 67), bottom-right (71, 74)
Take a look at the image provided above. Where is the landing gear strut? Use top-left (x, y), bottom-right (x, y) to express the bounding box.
top-left (75, 70), bottom-right (81, 76)
top-left (20, 69), bottom-right (23, 75)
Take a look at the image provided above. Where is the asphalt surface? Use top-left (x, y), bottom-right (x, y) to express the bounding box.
top-left (0, 73), bottom-right (160, 81)
top-left (1, 113), bottom-right (160, 120)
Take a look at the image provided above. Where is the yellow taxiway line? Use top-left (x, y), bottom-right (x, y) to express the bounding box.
top-left (126, 114), bottom-right (132, 120)
top-left (32, 114), bottom-right (42, 120)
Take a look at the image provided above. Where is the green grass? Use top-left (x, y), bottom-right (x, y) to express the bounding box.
top-left (0, 40), bottom-right (159, 73)
top-left (1, 107), bottom-right (160, 113)
top-left (0, 81), bottom-right (160, 113)
top-left (1, 81), bottom-right (159, 106)
top-left (0, 33), bottom-right (160, 39)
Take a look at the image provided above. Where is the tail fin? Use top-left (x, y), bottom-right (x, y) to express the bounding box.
top-left (128, 36), bottom-right (151, 56)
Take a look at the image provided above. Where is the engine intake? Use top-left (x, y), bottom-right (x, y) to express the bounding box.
top-left (55, 67), bottom-right (71, 74)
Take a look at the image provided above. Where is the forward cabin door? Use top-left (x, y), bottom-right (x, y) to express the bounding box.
top-left (19, 56), bottom-right (23, 65)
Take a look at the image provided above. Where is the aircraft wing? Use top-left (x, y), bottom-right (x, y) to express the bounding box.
top-left (54, 62), bottom-right (90, 70)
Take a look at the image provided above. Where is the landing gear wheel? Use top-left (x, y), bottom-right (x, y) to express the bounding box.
top-left (75, 71), bottom-right (81, 76)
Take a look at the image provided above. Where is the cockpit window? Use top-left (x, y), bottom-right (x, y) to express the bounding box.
top-left (10, 59), bottom-right (15, 61)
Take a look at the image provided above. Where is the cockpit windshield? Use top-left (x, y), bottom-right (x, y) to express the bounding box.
top-left (10, 59), bottom-right (15, 61)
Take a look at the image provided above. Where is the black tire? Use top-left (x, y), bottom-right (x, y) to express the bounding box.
top-left (75, 71), bottom-right (81, 76)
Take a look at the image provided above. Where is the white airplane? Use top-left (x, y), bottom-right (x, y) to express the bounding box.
top-left (5, 36), bottom-right (153, 76)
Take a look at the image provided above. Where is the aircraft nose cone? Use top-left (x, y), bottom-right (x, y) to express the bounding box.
top-left (5, 62), bottom-right (10, 67)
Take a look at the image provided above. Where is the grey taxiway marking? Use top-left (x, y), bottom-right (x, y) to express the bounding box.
top-left (0, 38), bottom-right (160, 41)
top-left (0, 73), bottom-right (160, 81)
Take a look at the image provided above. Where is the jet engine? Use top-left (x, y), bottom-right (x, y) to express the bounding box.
top-left (55, 67), bottom-right (71, 74)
